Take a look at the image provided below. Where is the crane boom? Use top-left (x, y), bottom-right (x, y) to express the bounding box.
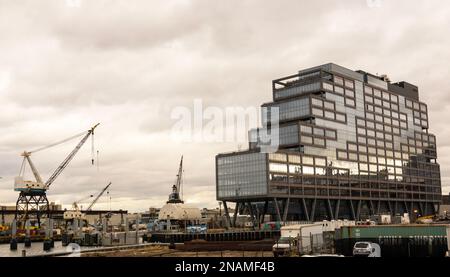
top-left (44, 123), bottom-right (100, 189)
top-left (175, 155), bottom-right (183, 192)
top-left (167, 156), bottom-right (183, 204)
top-left (22, 153), bottom-right (43, 184)
top-left (86, 182), bottom-right (111, 211)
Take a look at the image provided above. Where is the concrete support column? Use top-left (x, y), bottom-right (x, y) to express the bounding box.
top-left (369, 200), bottom-right (375, 215)
top-left (232, 202), bottom-right (239, 227)
top-left (247, 202), bottom-right (257, 229)
top-left (327, 199), bottom-right (334, 220)
top-left (310, 199), bottom-right (317, 222)
top-left (222, 201), bottom-right (231, 229)
top-left (377, 200), bottom-right (381, 214)
top-left (274, 198), bottom-right (282, 222)
top-left (356, 200), bottom-right (362, 220)
top-left (349, 200), bottom-right (356, 220)
top-left (260, 201), bottom-right (269, 224)
top-left (387, 201), bottom-right (393, 216)
top-left (334, 199), bottom-right (340, 220)
top-left (302, 198), bottom-right (310, 222)
top-left (404, 201), bottom-right (409, 214)
top-left (282, 198), bottom-right (290, 223)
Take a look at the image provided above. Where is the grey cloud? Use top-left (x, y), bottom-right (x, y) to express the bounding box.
top-left (1, 0), bottom-right (450, 211)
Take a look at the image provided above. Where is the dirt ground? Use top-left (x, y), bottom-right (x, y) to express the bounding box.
top-left (82, 245), bottom-right (273, 257)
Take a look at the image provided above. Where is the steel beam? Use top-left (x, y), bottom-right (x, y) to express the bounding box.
top-left (327, 199), bottom-right (334, 220)
top-left (254, 203), bottom-right (261, 225)
top-left (356, 200), bottom-right (362, 220)
top-left (377, 200), bottom-right (381, 214)
top-left (302, 198), bottom-right (310, 222)
top-left (334, 199), bottom-right (340, 219)
top-left (387, 201), bottom-right (393, 216)
top-left (260, 201), bottom-right (269, 224)
top-left (349, 200), bottom-right (356, 220)
top-left (404, 201), bottom-right (409, 214)
top-left (247, 202), bottom-right (257, 229)
top-left (274, 198), bottom-right (282, 222)
top-left (310, 199), bottom-right (317, 222)
top-left (222, 201), bottom-right (231, 229)
top-left (15, 192), bottom-right (50, 228)
top-left (282, 198), bottom-right (290, 222)
top-left (418, 202), bottom-right (424, 216)
top-left (369, 200), bottom-right (375, 215)
top-left (233, 202), bottom-right (239, 227)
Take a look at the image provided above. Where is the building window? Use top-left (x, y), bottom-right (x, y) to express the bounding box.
top-left (300, 135), bottom-right (313, 144)
top-left (303, 166), bottom-right (314, 175)
top-left (344, 79), bottom-right (354, 89)
top-left (334, 76), bottom-right (344, 86)
top-left (323, 82), bottom-right (334, 91)
top-left (302, 156), bottom-right (314, 165)
top-left (300, 125), bottom-right (312, 134)
top-left (269, 163), bottom-right (288, 173)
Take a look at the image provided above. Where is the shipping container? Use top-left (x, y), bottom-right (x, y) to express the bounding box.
top-left (335, 224), bottom-right (448, 257)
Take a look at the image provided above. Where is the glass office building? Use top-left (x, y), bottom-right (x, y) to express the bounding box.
top-left (216, 63), bottom-right (441, 224)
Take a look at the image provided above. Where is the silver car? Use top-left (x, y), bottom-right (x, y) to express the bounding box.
top-left (353, 242), bottom-right (381, 257)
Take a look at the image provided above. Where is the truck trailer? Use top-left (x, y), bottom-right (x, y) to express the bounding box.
top-left (272, 223), bottom-right (323, 257)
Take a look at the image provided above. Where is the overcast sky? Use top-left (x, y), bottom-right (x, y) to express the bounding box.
top-left (0, 0), bottom-right (449, 212)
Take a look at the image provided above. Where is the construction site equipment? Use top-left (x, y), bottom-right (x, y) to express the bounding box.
top-left (14, 123), bottom-right (100, 228)
top-left (167, 156), bottom-right (184, 204)
top-left (415, 214), bottom-right (436, 224)
top-left (87, 182), bottom-right (111, 211)
top-left (63, 182), bottom-right (111, 222)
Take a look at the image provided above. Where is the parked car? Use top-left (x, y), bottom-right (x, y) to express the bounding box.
top-left (352, 241), bottom-right (381, 257)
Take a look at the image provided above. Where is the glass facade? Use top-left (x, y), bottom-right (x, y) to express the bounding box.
top-left (262, 97), bottom-right (310, 124)
top-left (217, 152), bottom-right (268, 198)
top-left (217, 63), bottom-right (441, 220)
top-left (274, 82), bottom-right (321, 100)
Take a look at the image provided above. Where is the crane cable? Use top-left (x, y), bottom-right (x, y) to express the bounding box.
top-left (19, 158), bottom-right (26, 176)
top-left (29, 130), bottom-right (87, 154)
top-left (91, 132), bottom-right (95, 165)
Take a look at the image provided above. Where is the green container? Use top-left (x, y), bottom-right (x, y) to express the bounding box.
top-left (339, 224), bottom-right (447, 239)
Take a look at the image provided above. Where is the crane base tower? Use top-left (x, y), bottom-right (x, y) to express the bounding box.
top-left (15, 191), bottom-right (49, 228)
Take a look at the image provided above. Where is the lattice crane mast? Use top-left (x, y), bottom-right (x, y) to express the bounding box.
top-left (86, 182), bottom-right (111, 211)
top-left (14, 123), bottom-right (100, 228)
top-left (167, 155), bottom-right (184, 204)
top-left (15, 123), bottom-right (100, 193)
